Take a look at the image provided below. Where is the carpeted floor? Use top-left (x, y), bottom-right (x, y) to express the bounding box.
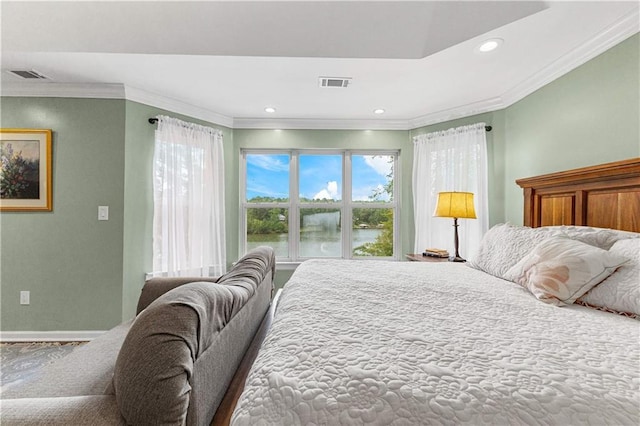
top-left (0, 342), bottom-right (85, 388)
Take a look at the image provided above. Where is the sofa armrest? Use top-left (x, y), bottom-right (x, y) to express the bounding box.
top-left (0, 395), bottom-right (125, 425)
top-left (136, 276), bottom-right (220, 315)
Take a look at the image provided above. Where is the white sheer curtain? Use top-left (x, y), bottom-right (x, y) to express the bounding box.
top-left (412, 122), bottom-right (489, 259)
top-left (152, 115), bottom-right (226, 277)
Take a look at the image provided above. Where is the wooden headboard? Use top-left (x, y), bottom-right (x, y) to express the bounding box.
top-left (516, 158), bottom-right (640, 232)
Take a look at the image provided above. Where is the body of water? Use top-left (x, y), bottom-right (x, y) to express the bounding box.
top-left (247, 228), bottom-right (383, 258)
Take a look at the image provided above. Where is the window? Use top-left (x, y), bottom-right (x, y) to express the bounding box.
top-left (241, 150), bottom-right (398, 261)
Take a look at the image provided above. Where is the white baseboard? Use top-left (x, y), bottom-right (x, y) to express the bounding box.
top-left (0, 330), bottom-right (107, 342)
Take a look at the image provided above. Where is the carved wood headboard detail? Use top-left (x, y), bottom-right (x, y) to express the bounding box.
top-left (516, 158), bottom-right (640, 233)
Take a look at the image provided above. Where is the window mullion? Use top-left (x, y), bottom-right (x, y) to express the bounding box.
top-left (290, 152), bottom-right (299, 261)
top-left (343, 152), bottom-right (352, 259)
top-left (393, 153), bottom-right (400, 259)
top-left (239, 151), bottom-right (247, 257)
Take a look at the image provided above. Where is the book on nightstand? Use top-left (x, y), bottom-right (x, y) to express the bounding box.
top-left (423, 248), bottom-right (450, 258)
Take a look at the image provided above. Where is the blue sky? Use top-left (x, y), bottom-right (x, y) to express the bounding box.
top-left (246, 154), bottom-right (392, 202)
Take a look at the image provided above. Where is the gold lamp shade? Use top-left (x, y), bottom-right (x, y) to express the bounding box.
top-left (434, 192), bottom-right (477, 219)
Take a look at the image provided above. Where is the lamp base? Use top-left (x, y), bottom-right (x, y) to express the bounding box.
top-left (449, 218), bottom-right (467, 262)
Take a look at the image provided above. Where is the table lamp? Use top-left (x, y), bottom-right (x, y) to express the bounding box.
top-left (434, 191), bottom-right (476, 262)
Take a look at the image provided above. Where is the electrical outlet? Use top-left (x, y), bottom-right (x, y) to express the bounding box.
top-left (20, 291), bottom-right (30, 305)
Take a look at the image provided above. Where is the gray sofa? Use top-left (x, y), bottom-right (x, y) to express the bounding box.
top-left (1, 246), bottom-right (276, 425)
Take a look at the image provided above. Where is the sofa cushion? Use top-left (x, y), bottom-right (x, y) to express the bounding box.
top-left (0, 395), bottom-right (125, 425)
top-left (0, 320), bottom-right (133, 399)
top-left (113, 281), bottom-right (251, 425)
top-left (136, 276), bottom-right (220, 315)
top-left (216, 245), bottom-right (276, 296)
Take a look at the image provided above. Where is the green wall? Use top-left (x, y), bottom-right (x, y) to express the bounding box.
top-left (0, 97), bottom-right (233, 330)
top-left (503, 34), bottom-right (640, 223)
top-left (1, 97), bottom-right (126, 330)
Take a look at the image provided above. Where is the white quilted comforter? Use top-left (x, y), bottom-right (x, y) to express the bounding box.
top-left (231, 260), bottom-right (640, 425)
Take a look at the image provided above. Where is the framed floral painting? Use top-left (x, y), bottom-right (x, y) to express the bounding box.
top-left (0, 129), bottom-right (52, 211)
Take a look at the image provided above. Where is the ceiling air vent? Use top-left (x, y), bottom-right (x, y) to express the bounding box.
top-left (8, 70), bottom-right (50, 80)
top-left (319, 77), bottom-right (352, 88)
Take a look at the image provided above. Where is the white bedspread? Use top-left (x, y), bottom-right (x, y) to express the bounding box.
top-left (232, 260), bottom-right (640, 425)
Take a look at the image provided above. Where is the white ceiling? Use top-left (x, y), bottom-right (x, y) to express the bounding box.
top-left (1, 1), bottom-right (639, 130)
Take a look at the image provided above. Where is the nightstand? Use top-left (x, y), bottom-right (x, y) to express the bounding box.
top-left (405, 253), bottom-right (450, 262)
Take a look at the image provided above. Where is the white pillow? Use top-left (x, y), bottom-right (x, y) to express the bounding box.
top-left (467, 223), bottom-right (556, 279)
top-left (545, 225), bottom-right (636, 250)
top-left (504, 236), bottom-right (629, 306)
top-left (578, 238), bottom-right (640, 315)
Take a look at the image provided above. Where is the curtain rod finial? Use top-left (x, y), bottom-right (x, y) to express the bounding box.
top-left (485, 125), bottom-right (492, 131)
top-left (149, 118), bottom-right (158, 124)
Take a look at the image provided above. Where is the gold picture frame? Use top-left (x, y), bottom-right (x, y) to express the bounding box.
top-left (0, 129), bottom-right (53, 211)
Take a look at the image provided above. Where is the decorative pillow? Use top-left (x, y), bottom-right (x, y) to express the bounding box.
top-left (545, 225), bottom-right (636, 250)
top-left (504, 236), bottom-right (629, 306)
top-left (468, 223), bottom-right (557, 279)
top-left (574, 300), bottom-right (639, 320)
top-left (578, 238), bottom-right (640, 315)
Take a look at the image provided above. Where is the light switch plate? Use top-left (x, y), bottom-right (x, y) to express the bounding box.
top-left (20, 291), bottom-right (30, 305)
top-left (98, 206), bottom-right (109, 221)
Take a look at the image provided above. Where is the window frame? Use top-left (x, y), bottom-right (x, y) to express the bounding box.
top-left (240, 148), bottom-right (400, 262)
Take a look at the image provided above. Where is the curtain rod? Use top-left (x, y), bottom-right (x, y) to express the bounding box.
top-left (149, 118), bottom-right (492, 131)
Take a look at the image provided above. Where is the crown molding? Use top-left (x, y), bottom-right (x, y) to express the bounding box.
top-left (0, 81), bottom-right (125, 99)
top-left (233, 117), bottom-right (410, 130)
top-left (407, 97), bottom-right (506, 130)
top-left (124, 86), bottom-right (234, 129)
top-left (0, 82), bottom-right (235, 129)
top-left (501, 8), bottom-right (639, 108)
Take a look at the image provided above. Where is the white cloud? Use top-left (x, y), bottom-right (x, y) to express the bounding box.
top-left (248, 154), bottom-right (288, 172)
top-left (327, 181), bottom-right (338, 195)
top-left (314, 181), bottom-right (339, 200)
top-left (313, 190), bottom-right (332, 200)
top-left (363, 155), bottom-right (392, 177)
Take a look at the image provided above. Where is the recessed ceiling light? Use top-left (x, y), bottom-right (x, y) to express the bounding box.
top-left (374, 109), bottom-right (385, 114)
top-left (476, 38), bottom-right (503, 53)
top-left (264, 107), bottom-right (276, 113)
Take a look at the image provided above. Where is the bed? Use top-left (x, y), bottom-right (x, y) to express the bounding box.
top-left (229, 158), bottom-right (640, 425)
